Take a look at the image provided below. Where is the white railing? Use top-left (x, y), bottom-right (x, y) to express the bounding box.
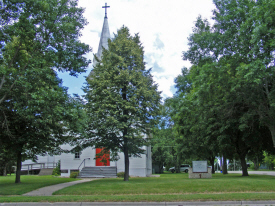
top-left (78, 158), bottom-right (90, 172)
top-left (21, 162), bottom-right (58, 174)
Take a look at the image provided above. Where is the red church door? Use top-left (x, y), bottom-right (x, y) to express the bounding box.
top-left (95, 148), bottom-right (110, 166)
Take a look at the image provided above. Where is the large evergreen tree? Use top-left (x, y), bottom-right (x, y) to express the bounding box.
top-left (83, 26), bottom-right (161, 181)
top-left (0, 0), bottom-right (90, 182)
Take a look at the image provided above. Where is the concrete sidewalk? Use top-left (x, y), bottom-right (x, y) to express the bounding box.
top-left (22, 178), bottom-right (96, 196)
top-left (229, 170), bottom-right (275, 176)
top-left (1, 201), bottom-right (275, 206)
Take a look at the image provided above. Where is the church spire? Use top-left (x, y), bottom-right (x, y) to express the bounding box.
top-left (93, 3), bottom-right (111, 67)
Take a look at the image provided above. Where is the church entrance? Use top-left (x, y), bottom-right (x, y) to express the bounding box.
top-left (95, 148), bottom-right (110, 166)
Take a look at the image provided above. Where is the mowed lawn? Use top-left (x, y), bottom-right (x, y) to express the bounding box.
top-left (54, 173), bottom-right (275, 195)
top-left (1, 173), bottom-right (275, 202)
top-left (0, 175), bottom-right (78, 195)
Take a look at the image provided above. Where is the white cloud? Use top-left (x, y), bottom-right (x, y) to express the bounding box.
top-left (60, 0), bottom-right (216, 99)
top-left (153, 34), bottom-right (164, 50)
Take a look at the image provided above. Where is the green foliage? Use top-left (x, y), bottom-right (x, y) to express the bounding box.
top-left (2, 174), bottom-right (275, 201)
top-left (52, 161), bottom-right (61, 176)
top-left (169, 0), bottom-right (275, 177)
top-left (151, 104), bottom-right (180, 173)
top-left (0, 161), bottom-right (14, 176)
top-left (263, 151), bottom-right (275, 170)
top-left (117, 172), bottom-right (125, 178)
top-left (249, 163), bottom-right (255, 170)
top-left (69, 172), bottom-right (79, 178)
top-left (2, 192), bottom-right (275, 202)
top-left (0, 175), bottom-right (77, 195)
top-left (54, 173), bottom-right (275, 196)
top-left (0, 145), bottom-right (16, 176)
top-left (81, 26), bottom-right (161, 181)
top-left (0, 0), bottom-right (90, 183)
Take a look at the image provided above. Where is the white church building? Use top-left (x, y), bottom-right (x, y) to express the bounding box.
top-left (22, 4), bottom-right (152, 178)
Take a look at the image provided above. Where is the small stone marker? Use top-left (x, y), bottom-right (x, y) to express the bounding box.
top-left (189, 161), bottom-right (212, 179)
top-left (193, 161), bottom-right (208, 173)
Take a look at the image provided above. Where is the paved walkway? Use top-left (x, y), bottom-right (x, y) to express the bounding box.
top-left (229, 170), bottom-right (275, 176)
top-left (22, 178), bottom-right (96, 196)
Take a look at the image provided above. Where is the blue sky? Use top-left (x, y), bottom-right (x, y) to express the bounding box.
top-left (58, 0), bottom-right (215, 99)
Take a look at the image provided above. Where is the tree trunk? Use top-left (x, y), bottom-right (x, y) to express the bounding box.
top-left (15, 150), bottom-right (22, 183)
top-left (175, 157), bottom-right (181, 173)
top-left (123, 138), bottom-right (129, 181)
top-left (159, 163), bottom-right (164, 174)
top-left (122, 85), bottom-right (130, 181)
top-left (209, 156), bottom-right (215, 174)
top-left (267, 124), bottom-right (275, 147)
top-left (220, 156), bottom-right (223, 172)
top-left (3, 164), bottom-right (7, 176)
top-left (175, 164), bottom-right (180, 173)
top-left (235, 136), bottom-right (249, 176)
top-left (253, 157), bottom-right (259, 171)
top-left (222, 155), bottom-right (228, 174)
top-left (240, 155), bottom-right (249, 176)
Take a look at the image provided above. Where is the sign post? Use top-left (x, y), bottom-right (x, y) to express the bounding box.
top-left (192, 161), bottom-right (208, 173)
top-left (189, 160), bottom-right (212, 179)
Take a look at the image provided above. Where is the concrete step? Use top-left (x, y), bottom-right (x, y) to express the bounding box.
top-left (79, 166), bottom-right (117, 178)
top-left (78, 175), bottom-right (117, 178)
top-left (39, 168), bottom-right (54, 176)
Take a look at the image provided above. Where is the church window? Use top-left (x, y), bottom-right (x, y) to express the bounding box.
top-left (75, 152), bottom-right (80, 159)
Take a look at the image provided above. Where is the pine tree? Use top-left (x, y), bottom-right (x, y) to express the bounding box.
top-left (83, 26), bottom-right (161, 181)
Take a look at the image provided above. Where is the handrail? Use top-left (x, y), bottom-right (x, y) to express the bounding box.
top-left (78, 158), bottom-right (90, 171)
top-left (21, 162), bottom-right (57, 170)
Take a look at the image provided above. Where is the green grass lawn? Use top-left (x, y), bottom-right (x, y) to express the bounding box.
top-left (0, 175), bottom-right (78, 195)
top-left (1, 173), bottom-right (275, 202)
top-left (54, 173), bottom-right (275, 195)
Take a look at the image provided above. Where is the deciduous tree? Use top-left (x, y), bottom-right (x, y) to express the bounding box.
top-left (0, 0), bottom-right (90, 105)
top-left (171, 0), bottom-right (275, 176)
top-left (0, 0), bottom-right (90, 183)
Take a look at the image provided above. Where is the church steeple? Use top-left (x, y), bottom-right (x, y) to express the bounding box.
top-left (93, 3), bottom-right (111, 67)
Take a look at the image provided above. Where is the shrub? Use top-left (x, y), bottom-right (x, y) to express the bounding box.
top-left (117, 172), bottom-right (124, 178)
top-left (117, 172), bottom-right (130, 178)
top-left (250, 163), bottom-right (255, 170)
top-left (52, 160), bottom-right (61, 176)
top-left (70, 171), bottom-right (79, 178)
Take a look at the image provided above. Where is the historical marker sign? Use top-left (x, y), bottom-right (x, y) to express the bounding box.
top-left (192, 161), bottom-right (208, 173)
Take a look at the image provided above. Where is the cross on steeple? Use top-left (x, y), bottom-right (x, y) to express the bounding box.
top-left (102, 3), bottom-right (110, 18)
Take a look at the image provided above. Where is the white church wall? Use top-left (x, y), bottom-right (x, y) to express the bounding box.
top-left (22, 154), bottom-right (61, 171)
top-left (146, 146), bottom-right (152, 176)
top-left (59, 144), bottom-right (150, 177)
top-left (60, 144), bottom-right (96, 176)
top-left (116, 146), bottom-right (150, 177)
top-left (22, 144), bottom-right (151, 177)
